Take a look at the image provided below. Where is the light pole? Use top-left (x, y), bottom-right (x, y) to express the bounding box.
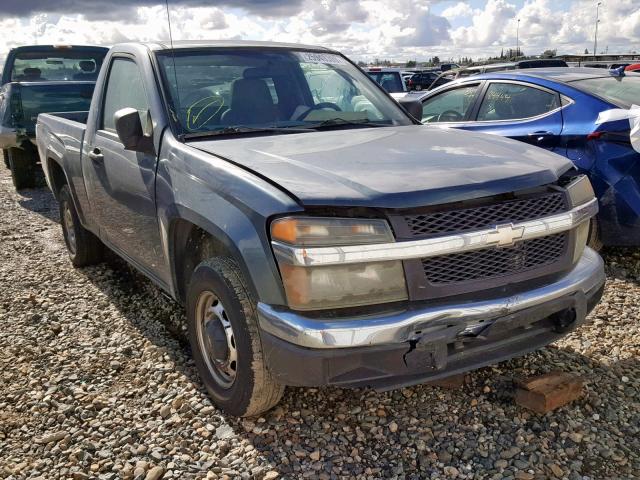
top-left (594, 2), bottom-right (602, 57)
top-left (516, 18), bottom-right (521, 58)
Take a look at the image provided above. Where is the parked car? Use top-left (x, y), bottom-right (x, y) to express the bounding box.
top-left (413, 67), bottom-right (640, 246)
top-left (581, 61), bottom-right (633, 70)
top-left (37, 41), bottom-right (604, 416)
top-left (625, 64), bottom-right (640, 72)
top-left (365, 67), bottom-right (407, 92)
top-left (0, 45), bottom-right (108, 188)
top-left (439, 63), bottom-right (460, 72)
top-left (516, 59), bottom-right (568, 68)
top-left (406, 71), bottom-right (451, 91)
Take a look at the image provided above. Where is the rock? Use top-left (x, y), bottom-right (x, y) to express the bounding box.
top-left (36, 431), bottom-right (68, 444)
top-left (549, 464), bottom-right (563, 477)
top-left (309, 450), bottom-right (320, 461)
top-left (388, 421), bottom-right (398, 433)
top-left (443, 466), bottom-right (459, 476)
top-left (515, 472), bottom-right (534, 480)
top-left (145, 467), bottom-right (165, 480)
top-left (263, 471), bottom-right (279, 480)
top-left (159, 405), bottom-right (171, 418)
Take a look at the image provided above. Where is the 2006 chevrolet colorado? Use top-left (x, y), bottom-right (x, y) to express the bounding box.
top-left (37, 41), bottom-right (605, 417)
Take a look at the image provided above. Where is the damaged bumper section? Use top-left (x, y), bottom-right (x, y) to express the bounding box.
top-left (258, 248), bottom-right (605, 389)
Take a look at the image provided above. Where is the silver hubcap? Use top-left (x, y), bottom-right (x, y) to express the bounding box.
top-left (63, 204), bottom-right (77, 254)
top-left (195, 291), bottom-right (237, 388)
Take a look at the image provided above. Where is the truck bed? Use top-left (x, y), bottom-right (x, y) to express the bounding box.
top-left (36, 111), bottom-right (88, 188)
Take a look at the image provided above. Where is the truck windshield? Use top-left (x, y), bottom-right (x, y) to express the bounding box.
top-left (156, 49), bottom-right (412, 135)
top-left (571, 76), bottom-right (640, 108)
top-left (10, 48), bottom-right (107, 82)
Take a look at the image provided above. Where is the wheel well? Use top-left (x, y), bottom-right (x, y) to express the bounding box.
top-left (47, 158), bottom-right (67, 199)
top-left (172, 220), bottom-right (231, 303)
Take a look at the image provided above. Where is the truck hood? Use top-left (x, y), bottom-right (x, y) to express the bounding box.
top-left (188, 125), bottom-right (572, 209)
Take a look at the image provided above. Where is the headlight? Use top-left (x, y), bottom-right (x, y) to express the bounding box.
top-left (566, 175), bottom-right (596, 262)
top-left (271, 217), bottom-right (408, 310)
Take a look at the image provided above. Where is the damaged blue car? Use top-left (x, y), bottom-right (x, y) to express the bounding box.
top-left (413, 68), bottom-right (640, 247)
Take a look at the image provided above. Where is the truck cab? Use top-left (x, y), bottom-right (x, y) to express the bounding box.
top-left (37, 41), bottom-right (604, 417)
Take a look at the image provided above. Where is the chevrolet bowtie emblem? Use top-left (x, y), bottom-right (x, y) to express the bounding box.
top-left (487, 223), bottom-right (525, 247)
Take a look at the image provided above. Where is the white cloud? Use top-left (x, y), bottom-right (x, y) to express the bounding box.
top-left (0, 0), bottom-right (639, 64)
top-left (442, 2), bottom-right (474, 20)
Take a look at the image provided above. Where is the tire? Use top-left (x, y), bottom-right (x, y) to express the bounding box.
top-left (187, 257), bottom-right (284, 417)
top-left (8, 147), bottom-right (37, 190)
top-left (2, 149), bottom-right (9, 169)
top-left (587, 217), bottom-right (603, 252)
top-left (59, 184), bottom-right (103, 266)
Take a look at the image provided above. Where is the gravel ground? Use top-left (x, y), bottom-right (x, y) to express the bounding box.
top-left (0, 161), bottom-right (638, 480)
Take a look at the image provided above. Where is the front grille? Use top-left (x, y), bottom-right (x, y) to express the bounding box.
top-left (422, 233), bottom-right (567, 286)
top-left (404, 192), bottom-right (566, 238)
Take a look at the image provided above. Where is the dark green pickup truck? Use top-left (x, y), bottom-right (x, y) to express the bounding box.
top-left (0, 45), bottom-right (108, 189)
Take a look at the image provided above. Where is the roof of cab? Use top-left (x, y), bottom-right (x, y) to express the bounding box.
top-left (139, 39), bottom-right (333, 52)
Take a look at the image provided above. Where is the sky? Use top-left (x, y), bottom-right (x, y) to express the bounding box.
top-left (0, 0), bottom-right (639, 65)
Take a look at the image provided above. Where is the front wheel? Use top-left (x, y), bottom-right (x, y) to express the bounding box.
top-left (8, 147), bottom-right (37, 189)
top-left (187, 257), bottom-right (284, 417)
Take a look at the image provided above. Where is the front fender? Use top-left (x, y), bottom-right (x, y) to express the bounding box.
top-left (155, 140), bottom-right (302, 305)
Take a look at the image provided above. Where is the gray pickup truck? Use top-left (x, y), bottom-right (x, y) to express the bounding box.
top-left (37, 41), bottom-right (605, 417)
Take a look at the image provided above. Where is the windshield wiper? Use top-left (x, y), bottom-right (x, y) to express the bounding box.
top-left (183, 125), bottom-right (315, 140)
top-left (305, 118), bottom-right (389, 130)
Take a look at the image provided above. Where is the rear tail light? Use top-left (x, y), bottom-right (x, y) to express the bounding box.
top-left (586, 131), bottom-right (603, 141)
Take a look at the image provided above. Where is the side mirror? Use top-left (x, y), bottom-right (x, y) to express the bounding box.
top-left (114, 107), bottom-right (154, 153)
top-left (398, 98), bottom-right (423, 122)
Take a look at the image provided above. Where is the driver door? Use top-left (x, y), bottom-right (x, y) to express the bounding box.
top-left (83, 55), bottom-right (164, 275)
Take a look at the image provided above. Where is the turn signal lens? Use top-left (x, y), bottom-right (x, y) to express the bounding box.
top-left (566, 175), bottom-right (595, 207)
top-left (271, 217), bottom-right (394, 246)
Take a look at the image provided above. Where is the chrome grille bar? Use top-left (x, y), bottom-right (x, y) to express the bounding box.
top-left (272, 198), bottom-right (598, 267)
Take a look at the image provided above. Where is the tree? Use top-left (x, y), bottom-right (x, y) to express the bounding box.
top-left (357, 60), bottom-right (367, 67)
top-left (542, 49), bottom-right (557, 58)
top-left (432, 55), bottom-right (441, 65)
top-left (584, 48), bottom-right (589, 54)
top-left (405, 60), bottom-right (417, 68)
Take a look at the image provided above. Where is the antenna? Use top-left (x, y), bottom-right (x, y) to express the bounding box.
top-left (165, 0), bottom-right (183, 135)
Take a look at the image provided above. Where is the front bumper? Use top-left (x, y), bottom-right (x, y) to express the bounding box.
top-left (258, 248), bottom-right (605, 388)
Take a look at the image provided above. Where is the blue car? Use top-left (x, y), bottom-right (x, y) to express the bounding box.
top-left (414, 68), bottom-right (640, 247)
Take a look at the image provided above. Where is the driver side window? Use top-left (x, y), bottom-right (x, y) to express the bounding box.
top-left (421, 84), bottom-right (479, 123)
top-left (101, 58), bottom-right (149, 132)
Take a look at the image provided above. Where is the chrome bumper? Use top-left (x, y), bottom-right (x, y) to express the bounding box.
top-left (258, 247), bottom-right (605, 349)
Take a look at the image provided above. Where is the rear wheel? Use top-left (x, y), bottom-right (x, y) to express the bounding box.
top-left (8, 147), bottom-right (37, 190)
top-left (59, 184), bottom-right (103, 266)
top-left (187, 257), bottom-right (284, 417)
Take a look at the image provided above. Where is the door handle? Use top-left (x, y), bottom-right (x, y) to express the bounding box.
top-left (528, 131), bottom-right (554, 138)
top-left (88, 147), bottom-right (104, 163)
